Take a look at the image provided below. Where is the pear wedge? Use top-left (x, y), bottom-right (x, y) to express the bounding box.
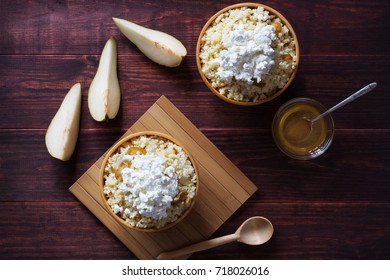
top-left (112, 17), bottom-right (187, 67)
top-left (88, 36), bottom-right (120, 121)
top-left (45, 83), bottom-right (82, 161)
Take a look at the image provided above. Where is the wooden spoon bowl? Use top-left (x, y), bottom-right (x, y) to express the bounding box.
top-left (157, 216), bottom-right (274, 259)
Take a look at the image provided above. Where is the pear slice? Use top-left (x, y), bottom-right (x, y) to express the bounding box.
top-left (88, 36), bottom-right (121, 121)
top-left (45, 83), bottom-right (82, 161)
top-left (112, 17), bottom-right (187, 67)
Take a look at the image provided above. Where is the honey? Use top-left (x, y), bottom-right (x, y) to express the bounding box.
top-left (273, 98), bottom-right (334, 159)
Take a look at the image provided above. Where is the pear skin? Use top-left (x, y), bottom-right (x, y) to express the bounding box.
top-left (88, 36), bottom-right (121, 121)
top-left (112, 17), bottom-right (187, 67)
top-left (45, 83), bottom-right (82, 161)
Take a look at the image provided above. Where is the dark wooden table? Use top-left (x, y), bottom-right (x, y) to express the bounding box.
top-left (1, 0), bottom-right (389, 260)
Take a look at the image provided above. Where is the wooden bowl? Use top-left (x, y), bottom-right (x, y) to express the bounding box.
top-left (196, 2), bottom-right (300, 106)
top-left (99, 131), bottom-right (199, 232)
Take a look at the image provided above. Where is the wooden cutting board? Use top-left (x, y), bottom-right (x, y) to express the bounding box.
top-left (69, 95), bottom-right (258, 259)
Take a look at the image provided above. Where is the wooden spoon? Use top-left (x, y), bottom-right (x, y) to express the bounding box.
top-left (157, 216), bottom-right (274, 260)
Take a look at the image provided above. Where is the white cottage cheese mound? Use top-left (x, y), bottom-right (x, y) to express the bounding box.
top-left (120, 155), bottom-right (179, 220)
top-left (103, 135), bottom-right (197, 229)
top-left (217, 24), bottom-right (276, 85)
top-left (200, 6), bottom-right (297, 102)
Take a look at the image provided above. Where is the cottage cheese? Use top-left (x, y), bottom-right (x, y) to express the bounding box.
top-left (103, 135), bottom-right (197, 229)
top-left (217, 24), bottom-right (276, 85)
top-left (120, 155), bottom-right (179, 220)
top-left (199, 6), bottom-right (297, 102)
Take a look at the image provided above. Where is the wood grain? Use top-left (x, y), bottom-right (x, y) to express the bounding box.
top-left (69, 96), bottom-right (257, 259)
top-left (1, 0), bottom-right (390, 260)
top-left (0, 55), bottom-right (389, 130)
top-left (1, 202), bottom-right (388, 259)
top-left (1, 128), bottom-right (389, 203)
top-left (192, 201), bottom-right (390, 260)
top-left (1, 0), bottom-right (389, 55)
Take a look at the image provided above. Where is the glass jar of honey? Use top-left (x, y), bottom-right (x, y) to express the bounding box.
top-left (272, 98), bottom-right (334, 160)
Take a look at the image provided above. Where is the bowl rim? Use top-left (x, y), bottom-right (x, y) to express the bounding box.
top-left (196, 2), bottom-right (300, 106)
top-left (99, 131), bottom-right (199, 232)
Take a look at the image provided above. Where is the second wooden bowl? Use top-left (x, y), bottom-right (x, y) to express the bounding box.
top-left (196, 2), bottom-right (300, 106)
top-left (99, 131), bottom-right (199, 232)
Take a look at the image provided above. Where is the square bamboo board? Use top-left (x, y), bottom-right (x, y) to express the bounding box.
top-left (69, 95), bottom-right (258, 259)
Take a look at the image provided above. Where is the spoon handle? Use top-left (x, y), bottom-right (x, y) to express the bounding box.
top-left (157, 233), bottom-right (237, 260)
top-left (311, 82), bottom-right (377, 123)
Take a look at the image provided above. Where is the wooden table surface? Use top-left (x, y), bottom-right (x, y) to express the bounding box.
top-left (1, 0), bottom-right (389, 260)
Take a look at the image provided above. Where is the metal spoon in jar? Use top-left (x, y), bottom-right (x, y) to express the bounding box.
top-left (286, 82), bottom-right (378, 143)
top-left (157, 216), bottom-right (274, 260)
top-left (310, 82), bottom-right (377, 124)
